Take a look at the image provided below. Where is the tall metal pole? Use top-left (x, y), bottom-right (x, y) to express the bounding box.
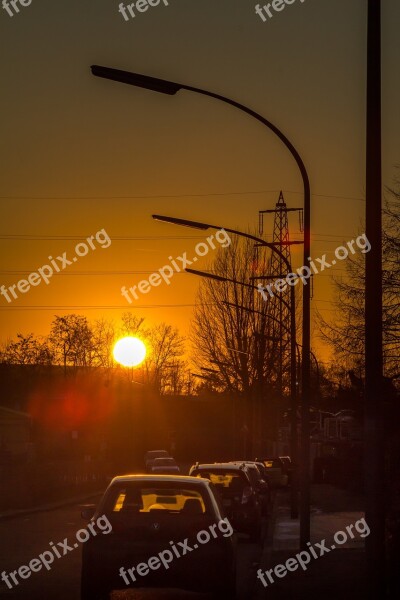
top-left (300, 179), bottom-right (311, 549)
top-left (365, 0), bottom-right (385, 596)
top-left (289, 295), bottom-right (299, 519)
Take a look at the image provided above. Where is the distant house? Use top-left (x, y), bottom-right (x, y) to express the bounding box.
top-left (322, 410), bottom-right (362, 442)
top-left (0, 406), bottom-right (32, 462)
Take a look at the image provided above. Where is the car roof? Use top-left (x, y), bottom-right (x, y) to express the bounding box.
top-left (191, 463), bottom-right (247, 471)
top-left (151, 465), bottom-right (179, 469)
top-left (110, 474), bottom-right (208, 485)
top-left (98, 474), bottom-right (222, 519)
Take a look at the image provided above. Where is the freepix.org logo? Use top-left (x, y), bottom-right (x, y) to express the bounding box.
top-left (257, 517), bottom-right (370, 588)
top-left (121, 228), bottom-right (231, 303)
top-left (119, 518), bottom-right (233, 586)
top-left (2, 0), bottom-right (33, 17)
top-left (118, 0), bottom-right (170, 22)
top-left (255, 0), bottom-right (306, 23)
top-left (257, 233), bottom-right (371, 301)
top-left (1, 515), bottom-right (112, 591)
top-left (0, 229), bottom-right (111, 304)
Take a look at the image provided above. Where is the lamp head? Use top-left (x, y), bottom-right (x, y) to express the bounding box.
top-left (90, 65), bottom-right (182, 96)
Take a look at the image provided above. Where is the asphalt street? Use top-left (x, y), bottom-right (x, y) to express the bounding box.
top-left (0, 498), bottom-right (264, 600)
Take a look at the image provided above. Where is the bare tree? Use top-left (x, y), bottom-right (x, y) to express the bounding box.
top-left (382, 180), bottom-right (400, 377)
top-left (0, 310), bottom-right (188, 394)
top-left (144, 323), bottom-right (185, 394)
top-left (119, 313), bottom-right (145, 337)
top-left (160, 359), bottom-right (189, 396)
top-left (318, 178), bottom-right (400, 379)
top-left (112, 313), bottom-right (186, 394)
top-left (190, 234), bottom-right (281, 395)
top-left (91, 318), bottom-right (117, 369)
top-left (49, 315), bottom-right (93, 372)
top-left (0, 333), bottom-right (53, 365)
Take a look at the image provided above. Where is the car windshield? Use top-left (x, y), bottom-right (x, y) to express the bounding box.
top-left (264, 459), bottom-right (281, 469)
top-left (153, 458), bottom-right (176, 465)
top-left (146, 451), bottom-right (168, 460)
top-left (102, 482), bottom-right (209, 515)
top-left (193, 470), bottom-right (247, 493)
top-left (255, 464), bottom-right (268, 478)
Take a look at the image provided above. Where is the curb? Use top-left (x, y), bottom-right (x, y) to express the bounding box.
top-left (0, 491), bottom-right (104, 522)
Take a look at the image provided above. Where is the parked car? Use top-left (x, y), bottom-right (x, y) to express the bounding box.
top-left (81, 474), bottom-right (236, 599)
top-left (253, 461), bottom-right (271, 480)
top-left (256, 457), bottom-right (288, 488)
top-left (150, 457), bottom-right (180, 474)
top-left (230, 461), bottom-right (271, 516)
top-left (144, 449), bottom-right (170, 471)
top-left (279, 455), bottom-right (293, 484)
top-left (189, 462), bottom-right (262, 542)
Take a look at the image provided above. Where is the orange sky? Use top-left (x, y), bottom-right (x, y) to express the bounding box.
top-left (1, 0), bottom-right (399, 365)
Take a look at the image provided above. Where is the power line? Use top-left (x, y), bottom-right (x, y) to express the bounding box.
top-left (0, 235), bottom-right (206, 241)
top-left (0, 298), bottom-right (338, 310)
top-left (0, 304), bottom-right (210, 311)
top-left (0, 190), bottom-right (365, 202)
top-left (0, 268), bottom-right (349, 275)
top-left (0, 234), bottom-right (362, 242)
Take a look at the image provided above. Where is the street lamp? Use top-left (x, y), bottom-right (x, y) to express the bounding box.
top-left (90, 65), bottom-right (311, 545)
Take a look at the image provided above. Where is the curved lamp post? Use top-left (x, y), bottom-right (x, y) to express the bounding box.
top-left (151, 218), bottom-right (300, 525)
top-left (90, 65), bottom-right (311, 546)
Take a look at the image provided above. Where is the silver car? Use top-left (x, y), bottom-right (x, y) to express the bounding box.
top-left (81, 474), bottom-right (237, 599)
top-left (150, 457), bottom-right (180, 474)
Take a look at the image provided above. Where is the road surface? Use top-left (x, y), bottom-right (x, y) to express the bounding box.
top-left (0, 498), bottom-right (264, 599)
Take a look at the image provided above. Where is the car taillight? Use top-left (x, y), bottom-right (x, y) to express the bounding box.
top-left (241, 486), bottom-right (253, 504)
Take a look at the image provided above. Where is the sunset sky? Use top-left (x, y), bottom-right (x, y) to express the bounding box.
top-left (0, 0), bottom-right (399, 363)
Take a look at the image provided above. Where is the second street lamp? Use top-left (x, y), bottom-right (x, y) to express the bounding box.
top-left (152, 215), bottom-right (300, 516)
top-left (155, 219), bottom-right (299, 522)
